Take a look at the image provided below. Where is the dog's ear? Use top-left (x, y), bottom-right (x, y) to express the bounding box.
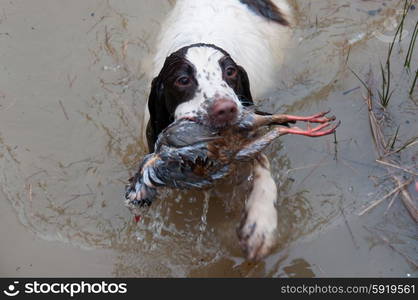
top-left (146, 76), bottom-right (171, 152)
top-left (237, 65), bottom-right (254, 107)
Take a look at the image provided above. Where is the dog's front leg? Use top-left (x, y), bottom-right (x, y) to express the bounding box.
top-left (237, 154), bottom-right (278, 261)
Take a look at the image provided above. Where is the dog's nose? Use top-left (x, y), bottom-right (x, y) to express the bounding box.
top-left (209, 98), bottom-right (238, 126)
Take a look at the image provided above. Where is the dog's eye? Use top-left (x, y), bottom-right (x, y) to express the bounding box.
top-left (175, 76), bottom-right (192, 87)
top-left (225, 66), bottom-right (237, 79)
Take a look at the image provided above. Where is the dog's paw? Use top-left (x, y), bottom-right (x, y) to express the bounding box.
top-left (237, 207), bottom-right (278, 261)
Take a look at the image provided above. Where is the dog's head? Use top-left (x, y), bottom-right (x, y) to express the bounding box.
top-left (146, 43), bottom-right (253, 151)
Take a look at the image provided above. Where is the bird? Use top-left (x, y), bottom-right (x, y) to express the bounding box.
top-left (126, 108), bottom-right (339, 209)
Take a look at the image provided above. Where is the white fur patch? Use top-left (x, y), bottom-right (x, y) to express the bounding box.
top-left (239, 155), bottom-right (278, 260)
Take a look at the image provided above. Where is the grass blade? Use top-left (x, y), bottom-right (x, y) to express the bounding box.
top-left (348, 67), bottom-right (372, 97)
top-left (404, 20), bottom-right (418, 68)
top-left (410, 69), bottom-right (418, 95)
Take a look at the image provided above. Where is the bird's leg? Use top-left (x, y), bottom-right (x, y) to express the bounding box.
top-left (249, 110), bottom-right (336, 129)
top-left (277, 120), bottom-right (341, 137)
top-left (271, 110), bottom-right (336, 124)
top-left (235, 129), bottom-right (285, 161)
top-left (235, 120), bottom-right (340, 160)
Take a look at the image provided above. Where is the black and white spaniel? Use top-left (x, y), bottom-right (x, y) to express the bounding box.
top-left (142, 0), bottom-right (292, 260)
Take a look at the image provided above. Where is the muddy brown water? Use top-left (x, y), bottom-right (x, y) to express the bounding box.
top-left (1, 0), bottom-right (417, 277)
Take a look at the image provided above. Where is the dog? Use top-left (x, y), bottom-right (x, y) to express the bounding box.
top-left (142, 0), bottom-right (293, 260)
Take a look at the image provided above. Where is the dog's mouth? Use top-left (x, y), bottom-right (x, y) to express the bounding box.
top-left (208, 114), bottom-right (239, 129)
top-left (179, 108), bottom-right (242, 130)
top-left (179, 115), bottom-right (239, 130)
top-left (200, 111), bottom-right (242, 130)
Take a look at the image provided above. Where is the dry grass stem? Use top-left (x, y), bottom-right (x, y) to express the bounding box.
top-left (376, 159), bottom-right (418, 176)
top-left (358, 179), bottom-right (412, 216)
